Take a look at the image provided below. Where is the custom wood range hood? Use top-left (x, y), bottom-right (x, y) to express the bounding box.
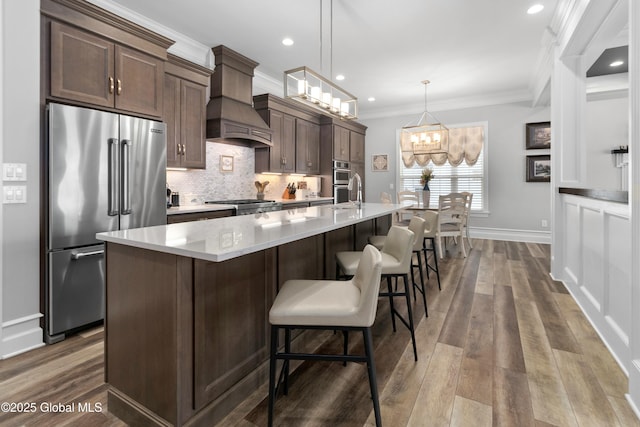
top-left (206, 45), bottom-right (273, 147)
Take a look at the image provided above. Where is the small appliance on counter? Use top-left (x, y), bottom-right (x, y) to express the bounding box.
top-left (171, 192), bottom-right (180, 207)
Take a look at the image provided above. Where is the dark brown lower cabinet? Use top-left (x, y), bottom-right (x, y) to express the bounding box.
top-left (104, 216), bottom-right (390, 426)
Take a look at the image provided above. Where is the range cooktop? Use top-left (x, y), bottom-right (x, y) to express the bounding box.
top-left (205, 199), bottom-right (276, 205)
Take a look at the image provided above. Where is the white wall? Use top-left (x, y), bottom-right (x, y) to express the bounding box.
top-left (0, 0), bottom-right (43, 357)
top-left (585, 93), bottom-right (629, 190)
top-left (362, 101), bottom-right (551, 239)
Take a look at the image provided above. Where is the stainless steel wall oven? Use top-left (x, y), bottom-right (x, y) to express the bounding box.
top-left (332, 160), bottom-right (351, 203)
top-left (333, 160), bottom-right (350, 185)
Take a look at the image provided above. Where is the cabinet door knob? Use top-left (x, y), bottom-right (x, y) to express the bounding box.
top-left (182, 144), bottom-right (186, 156)
top-left (116, 79), bottom-right (122, 95)
top-left (108, 77), bottom-right (114, 94)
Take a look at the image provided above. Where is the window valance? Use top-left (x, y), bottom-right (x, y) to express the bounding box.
top-left (400, 126), bottom-right (484, 167)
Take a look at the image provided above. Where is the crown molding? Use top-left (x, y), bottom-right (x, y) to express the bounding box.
top-left (358, 89), bottom-right (533, 121)
top-left (84, 0), bottom-right (212, 68)
top-left (253, 71), bottom-right (284, 98)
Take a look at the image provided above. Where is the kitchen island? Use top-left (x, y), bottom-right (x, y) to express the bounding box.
top-left (97, 203), bottom-right (396, 426)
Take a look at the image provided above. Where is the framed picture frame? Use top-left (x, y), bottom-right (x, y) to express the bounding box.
top-left (220, 155), bottom-right (234, 172)
top-left (526, 155), bottom-right (551, 182)
top-left (525, 121), bottom-right (551, 149)
top-left (372, 154), bottom-right (388, 172)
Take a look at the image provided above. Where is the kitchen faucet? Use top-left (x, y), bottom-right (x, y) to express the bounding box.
top-left (348, 172), bottom-right (362, 206)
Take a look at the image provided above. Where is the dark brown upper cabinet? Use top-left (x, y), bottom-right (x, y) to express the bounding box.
top-left (50, 21), bottom-right (164, 117)
top-left (254, 94), bottom-right (320, 175)
top-left (164, 55), bottom-right (211, 169)
top-left (295, 119), bottom-right (320, 175)
top-left (333, 126), bottom-right (351, 162)
top-left (256, 109), bottom-right (296, 173)
top-left (349, 131), bottom-right (365, 163)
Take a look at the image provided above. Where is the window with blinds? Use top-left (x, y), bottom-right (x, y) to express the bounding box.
top-left (398, 123), bottom-right (487, 212)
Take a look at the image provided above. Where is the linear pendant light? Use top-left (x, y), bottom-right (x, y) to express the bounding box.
top-left (283, 0), bottom-right (358, 120)
top-left (401, 80), bottom-right (449, 154)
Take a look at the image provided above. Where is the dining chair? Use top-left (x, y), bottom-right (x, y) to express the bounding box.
top-left (396, 190), bottom-right (419, 223)
top-left (436, 193), bottom-right (467, 259)
top-left (460, 191), bottom-right (473, 250)
top-left (380, 191), bottom-right (393, 204)
top-left (268, 245), bottom-right (384, 427)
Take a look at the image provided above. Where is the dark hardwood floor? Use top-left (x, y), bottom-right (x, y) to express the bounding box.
top-left (1, 239), bottom-right (639, 426)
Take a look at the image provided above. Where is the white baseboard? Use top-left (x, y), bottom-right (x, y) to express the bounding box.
top-left (1, 313), bottom-right (44, 359)
top-left (470, 227), bottom-right (551, 244)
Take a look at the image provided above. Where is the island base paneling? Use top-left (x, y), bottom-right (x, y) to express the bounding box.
top-left (103, 215), bottom-right (392, 426)
top-left (105, 243), bottom-right (193, 426)
top-left (194, 249), bottom-right (276, 408)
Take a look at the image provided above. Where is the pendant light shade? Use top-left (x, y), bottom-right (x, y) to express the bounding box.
top-left (284, 66), bottom-right (357, 119)
top-left (401, 80), bottom-right (448, 154)
top-left (283, 0), bottom-right (357, 120)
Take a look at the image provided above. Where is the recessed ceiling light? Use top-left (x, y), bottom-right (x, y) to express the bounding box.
top-left (282, 38), bottom-right (294, 46)
top-left (610, 60), bottom-right (624, 67)
top-left (336, 74), bottom-right (345, 81)
top-left (527, 4), bottom-right (544, 14)
top-left (368, 97), bottom-right (376, 102)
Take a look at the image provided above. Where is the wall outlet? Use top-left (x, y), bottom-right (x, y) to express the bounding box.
top-left (541, 219), bottom-right (548, 227)
top-left (389, 183), bottom-right (394, 190)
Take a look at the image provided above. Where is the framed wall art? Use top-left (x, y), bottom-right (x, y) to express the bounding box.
top-left (525, 121), bottom-right (551, 149)
top-left (372, 154), bottom-right (388, 172)
top-left (526, 155), bottom-right (551, 182)
top-left (220, 155), bottom-right (234, 172)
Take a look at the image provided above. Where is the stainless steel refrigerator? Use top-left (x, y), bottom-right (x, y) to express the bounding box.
top-left (46, 103), bottom-right (167, 343)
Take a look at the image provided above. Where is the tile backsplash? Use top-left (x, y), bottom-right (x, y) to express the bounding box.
top-left (167, 142), bottom-right (321, 204)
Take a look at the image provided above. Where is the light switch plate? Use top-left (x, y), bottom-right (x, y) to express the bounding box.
top-left (3, 163), bottom-right (27, 181)
top-left (3, 186), bottom-right (27, 204)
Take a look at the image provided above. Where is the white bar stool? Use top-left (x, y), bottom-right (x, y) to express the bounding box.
top-left (368, 216), bottom-right (428, 317)
top-left (422, 210), bottom-right (442, 290)
top-left (335, 226), bottom-right (418, 361)
top-left (268, 245), bottom-right (384, 427)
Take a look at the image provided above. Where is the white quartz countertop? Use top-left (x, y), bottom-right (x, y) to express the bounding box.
top-left (98, 202), bottom-right (399, 262)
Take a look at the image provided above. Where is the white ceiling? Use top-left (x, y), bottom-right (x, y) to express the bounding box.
top-left (104, 0), bottom-right (559, 118)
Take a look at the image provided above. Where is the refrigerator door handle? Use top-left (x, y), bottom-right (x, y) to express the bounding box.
top-left (108, 138), bottom-right (119, 216)
top-left (71, 249), bottom-right (105, 260)
top-left (121, 139), bottom-right (131, 215)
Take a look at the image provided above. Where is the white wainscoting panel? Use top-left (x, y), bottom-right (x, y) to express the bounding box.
top-left (559, 194), bottom-right (631, 374)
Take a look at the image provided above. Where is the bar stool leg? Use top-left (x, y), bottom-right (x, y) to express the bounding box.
top-left (363, 327), bottom-right (382, 427)
top-left (424, 237), bottom-right (441, 291)
top-left (413, 249), bottom-right (428, 317)
top-left (342, 330), bottom-right (349, 366)
top-left (422, 238), bottom-right (430, 280)
top-left (284, 328), bottom-right (291, 395)
top-left (268, 325), bottom-right (278, 427)
top-left (431, 237), bottom-right (441, 290)
top-left (403, 274), bottom-right (418, 362)
top-left (386, 276), bottom-right (397, 332)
